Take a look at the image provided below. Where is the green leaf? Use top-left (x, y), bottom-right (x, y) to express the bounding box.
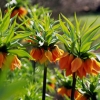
top-left (90, 84), bottom-right (95, 92)
top-left (8, 49), bottom-right (33, 60)
top-left (81, 20), bottom-right (88, 33)
top-left (56, 34), bottom-right (69, 48)
top-left (15, 18), bottom-right (32, 31)
top-left (5, 19), bottom-right (16, 44)
top-left (81, 42), bottom-right (92, 52)
top-left (70, 40), bottom-right (78, 54)
top-left (0, 10), bottom-right (10, 33)
top-left (90, 43), bottom-right (100, 51)
top-left (0, 9), bottom-right (2, 20)
top-left (91, 33), bottom-right (100, 41)
top-left (82, 25), bottom-right (100, 45)
top-left (61, 14), bottom-right (76, 41)
top-left (95, 53), bottom-right (100, 61)
top-left (52, 23), bottom-right (60, 30)
top-left (59, 17), bottom-right (70, 38)
top-left (11, 32), bottom-right (33, 41)
top-left (85, 17), bottom-right (98, 32)
top-left (74, 13), bottom-right (80, 36)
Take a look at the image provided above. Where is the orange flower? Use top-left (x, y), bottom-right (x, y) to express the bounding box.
top-left (45, 50), bottom-right (53, 62)
top-left (59, 53), bottom-right (75, 76)
top-left (77, 62), bottom-right (86, 78)
top-left (47, 82), bottom-right (55, 89)
top-left (45, 45), bottom-right (64, 63)
top-left (59, 53), bottom-right (74, 70)
top-left (92, 58), bottom-right (100, 73)
top-left (0, 53), bottom-right (6, 68)
top-left (59, 52), bottom-right (100, 78)
top-left (10, 7), bottom-right (27, 18)
top-left (71, 57), bottom-right (82, 72)
top-left (52, 45), bottom-right (64, 62)
top-left (30, 46), bottom-right (64, 64)
top-left (18, 7), bottom-right (27, 17)
top-left (39, 49), bottom-right (47, 64)
top-left (10, 55), bottom-right (22, 71)
top-left (57, 87), bottom-right (68, 96)
top-left (59, 53), bottom-right (69, 70)
top-left (30, 48), bottom-right (43, 62)
top-left (84, 59), bottom-right (93, 74)
top-left (57, 87), bottom-right (80, 98)
top-left (11, 9), bottom-right (19, 18)
top-left (76, 94), bottom-right (89, 100)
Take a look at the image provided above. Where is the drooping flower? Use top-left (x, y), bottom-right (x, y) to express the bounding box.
top-left (51, 45), bottom-right (64, 62)
top-left (76, 94), bottom-right (89, 100)
top-left (10, 55), bottom-right (22, 71)
top-left (59, 52), bottom-right (100, 78)
top-left (30, 48), bottom-right (43, 62)
top-left (0, 53), bottom-right (6, 68)
top-left (10, 7), bottom-right (27, 18)
top-left (59, 53), bottom-right (74, 69)
top-left (45, 45), bottom-right (64, 63)
top-left (57, 87), bottom-right (80, 98)
top-left (30, 45), bottom-right (64, 64)
top-left (18, 7), bottom-right (28, 17)
top-left (77, 62), bottom-right (86, 78)
top-left (71, 57), bottom-right (83, 72)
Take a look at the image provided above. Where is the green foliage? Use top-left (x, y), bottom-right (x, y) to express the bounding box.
top-left (1, 2), bottom-right (100, 100)
top-left (57, 14), bottom-right (100, 59)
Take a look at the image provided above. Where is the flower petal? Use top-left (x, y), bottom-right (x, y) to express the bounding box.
top-left (92, 59), bottom-right (100, 73)
top-left (84, 59), bottom-right (93, 74)
top-left (0, 53), bottom-right (4, 68)
top-left (10, 55), bottom-right (22, 70)
top-left (66, 67), bottom-right (72, 76)
top-left (59, 53), bottom-right (69, 70)
top-left (77, 62), bottom-right (86, 78)
top-left (52, 45), bottom-right (64, 61)
top-left (71, 57), bottom-right (82, 72)
top-left (57, 87), bottom-right (68, 96)
top-left (45, 50), bottom-right (53, 62)
top-left (30, 48), bottom-right (42, 61)
top-left (39, 49), bottom-right (47, 64)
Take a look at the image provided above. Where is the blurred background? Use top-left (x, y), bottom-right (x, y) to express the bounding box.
top-left (1, 0), bottom-right (100, 18)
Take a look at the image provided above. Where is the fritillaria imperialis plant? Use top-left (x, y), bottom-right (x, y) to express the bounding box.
top-left (23, 10), bottom-right (64, 99)
top-left (56, 14), bottom-right (100, 100)
top-left (0, 8), bottom-right (34, 99)
top-left (0, 9), bottom-right (32, 70)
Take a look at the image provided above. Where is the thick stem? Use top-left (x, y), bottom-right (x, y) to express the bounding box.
top-left (71, 72), bottom-right (76, 100)
top-left (42, 65), bottom-right (47, 100)
top-left (91, 93), bottom-right (97, 100)
top-left (31, 60), bottom-right (36, 82)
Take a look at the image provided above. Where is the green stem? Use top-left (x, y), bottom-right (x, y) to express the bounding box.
top-left (42, 65), bottom-right (47, 100)
top-left (71, 72), bottom-right (76, 100)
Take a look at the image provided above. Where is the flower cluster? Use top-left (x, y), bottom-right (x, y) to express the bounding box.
top-left (57, 86), bottom-right (89, 100)
top-left (59, 53), bottom-right (100, 78)
top-left (30, 45), bottom-right (64, 64)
